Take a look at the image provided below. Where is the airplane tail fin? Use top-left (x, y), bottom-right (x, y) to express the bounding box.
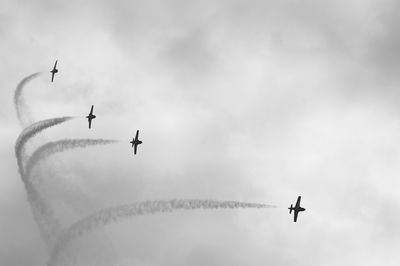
top-left (289, 204), bottom-right (293, 214)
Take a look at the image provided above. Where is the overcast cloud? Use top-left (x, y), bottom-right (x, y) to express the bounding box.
top-left (1, 0), bottom-right (400, 265)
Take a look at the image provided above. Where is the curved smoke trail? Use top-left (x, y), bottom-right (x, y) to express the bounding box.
top-left (26, 182), bottom-right (62, 247)
top-left (12, 74), bottom-right (117, 261)
top-left (25, 138), bottom-right (119, 257)
top-left (25, 139), bottom-right (119, 179)
top-left (14, 72), bottom-right (42, 127)
top-left (14, 117), bottom-right (74, 247)
top-left (15, 117), bottom-right (74, 176)
top-left (49, 199), bottom-right (276, 265)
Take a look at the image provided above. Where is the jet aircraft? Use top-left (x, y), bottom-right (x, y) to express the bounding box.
top-left (50, 60), bottom-right (58, 82)
top-left (288, 196), bottom-right (306, 222)
top-left (86, 105), bottom-right (96, 129)
top-left (130, 130), bottom-right (142, 155)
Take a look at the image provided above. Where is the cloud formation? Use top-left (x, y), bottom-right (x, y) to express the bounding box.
top-left (2, 1), bottom-right (400, 266)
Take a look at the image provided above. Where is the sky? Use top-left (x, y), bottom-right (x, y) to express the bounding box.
top-left (1, 0), bottom-right (400, 265)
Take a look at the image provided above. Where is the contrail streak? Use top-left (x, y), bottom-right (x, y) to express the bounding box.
top-left (14, 72), bottom-right (42, 127)
top-left (15, 117), bottom-right (74, 176)
top-left (12, 74), bottom-right (117, 260)
top-left (25, 182), bottom-right (62, 247)
top-left (49, 199), bottom-right (276, 265)
top-left (25, 139), bottom-right (119, 178)
top-left (14, 117), bottom-right (74, 247)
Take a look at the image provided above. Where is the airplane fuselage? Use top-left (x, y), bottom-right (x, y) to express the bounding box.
top-left (130, 139), bottom-right (142, 147)
top-left (289, 196), bottom-right (306, 222)
top-left (86, 113), bottom-right (96, 129)
top-left (130, 134), bottom-right (142, 155)
top-left (50, 66), bottom-right (58, 82)
top-left (289, 206), bottom-right (306, 213)
top-left (130, 130), bottom-right (142, 154)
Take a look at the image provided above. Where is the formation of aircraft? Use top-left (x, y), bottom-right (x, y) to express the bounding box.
top-left (130, 130), bottom-right (143, 155)
top-left (50, 61), bottom-right (306, 221)
top-left (86, 105), bottom-right (96, 129)
top-left (84, 103), bottom-right (142, 155)
top-left (50, 60), bottom-right (58, 82)
top-left (288, 196), bottom-right (306, 222)
top-left (83, 103), bottom-right (142, 155)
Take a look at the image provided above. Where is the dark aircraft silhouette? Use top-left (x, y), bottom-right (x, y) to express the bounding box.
top-left (288, 196), bottom-right (306, 222)
top-left (50, 60), bottom-right (58, 82)
top-left (130, 130), bottom-right (142, 155)
top-left (86, 105), bottom-right (96, 129)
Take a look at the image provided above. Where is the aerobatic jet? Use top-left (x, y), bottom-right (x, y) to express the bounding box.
top-left (288, 196), bottom-right (306, 222)
top-left (130, 130), bottom-right (142, 155)
top-left (86, 105), bottom-right (96, 129)
top-left (50, 60), bottom-right (58, 82)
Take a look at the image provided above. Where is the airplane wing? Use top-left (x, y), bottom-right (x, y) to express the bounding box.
top-left (90, 105), bottom-right (94, 115)
top-left (88, 118), bottom-right (92, 129)
top-left (135, 130), bottom-right (139, 139)
top-left (51, 73), bottom-right (55, 82)
top-left (294, 210), bottom-right (299, 222)
top-left (134, 143), bottom-right (137, 155)
top-left (54, 60), bottom-right (58, 69)
top-left (295, 196), bottom-right (301, 208)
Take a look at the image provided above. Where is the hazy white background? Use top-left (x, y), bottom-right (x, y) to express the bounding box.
top-left (1, 0), bottom-right (400, 265)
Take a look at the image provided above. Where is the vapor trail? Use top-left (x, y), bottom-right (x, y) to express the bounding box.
top-left (15, 117), bottom-right (74, 176)
top-left (14, 117), bottom-right (74, 248)
top-left (14, 72), bottom-right (42, 127)
top-left (49, 199), bottom-right (276, 265)
top-left (25, 139), bottom-right (118, 178)
top-left (26, 182), bottom-right (62, 247)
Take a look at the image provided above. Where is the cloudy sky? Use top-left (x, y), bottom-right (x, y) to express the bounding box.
top-left (1, 0), bottom-right (400, 265)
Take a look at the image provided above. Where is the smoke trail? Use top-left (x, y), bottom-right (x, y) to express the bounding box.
top-left (15, 117), bottom-right (74, 176)
top-left (49, 199), bottom-right (276, 265)
top-left (25, 139), bottom-right (118, 179)
top-left (14, 117), bottom-right (74, 247)
top-left (14, 72), bottom-right (42, 127)
top-left (24, 138), bottom-right (118, 243)
top-left (12, 75), bottom-right (117, 261)
top-left (25, 182), bottom-right (63, 247)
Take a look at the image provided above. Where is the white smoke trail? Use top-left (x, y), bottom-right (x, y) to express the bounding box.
top-left (14, 117), bottom-right (74, 247)
top-left (25, 139), bottom-right (119, 179)
top-left (49, 199), bottom-right (276, 265)
top-left (15, 117), bottom-right (75, 176)
top-left (25, 182), bottom-right (63, 247)
top-left (24, 138), bottom-right (118, 247)
top-left (13, 75), bottom-right (117, 261)
top-left (14, 72), bottom-right (42, 127)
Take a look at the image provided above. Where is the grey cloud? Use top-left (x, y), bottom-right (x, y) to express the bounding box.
top-left (2, 1), bottom-right (400, 266)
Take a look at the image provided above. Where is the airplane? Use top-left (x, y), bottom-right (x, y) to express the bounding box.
top-left (86, 105), bottom-right (96, 129)
top-left (288, 196), bottom-right (306, 222)
top-left (50, 60), bottom-right (58, 82)
top-left (130, 130), bottom-right (142, 155)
